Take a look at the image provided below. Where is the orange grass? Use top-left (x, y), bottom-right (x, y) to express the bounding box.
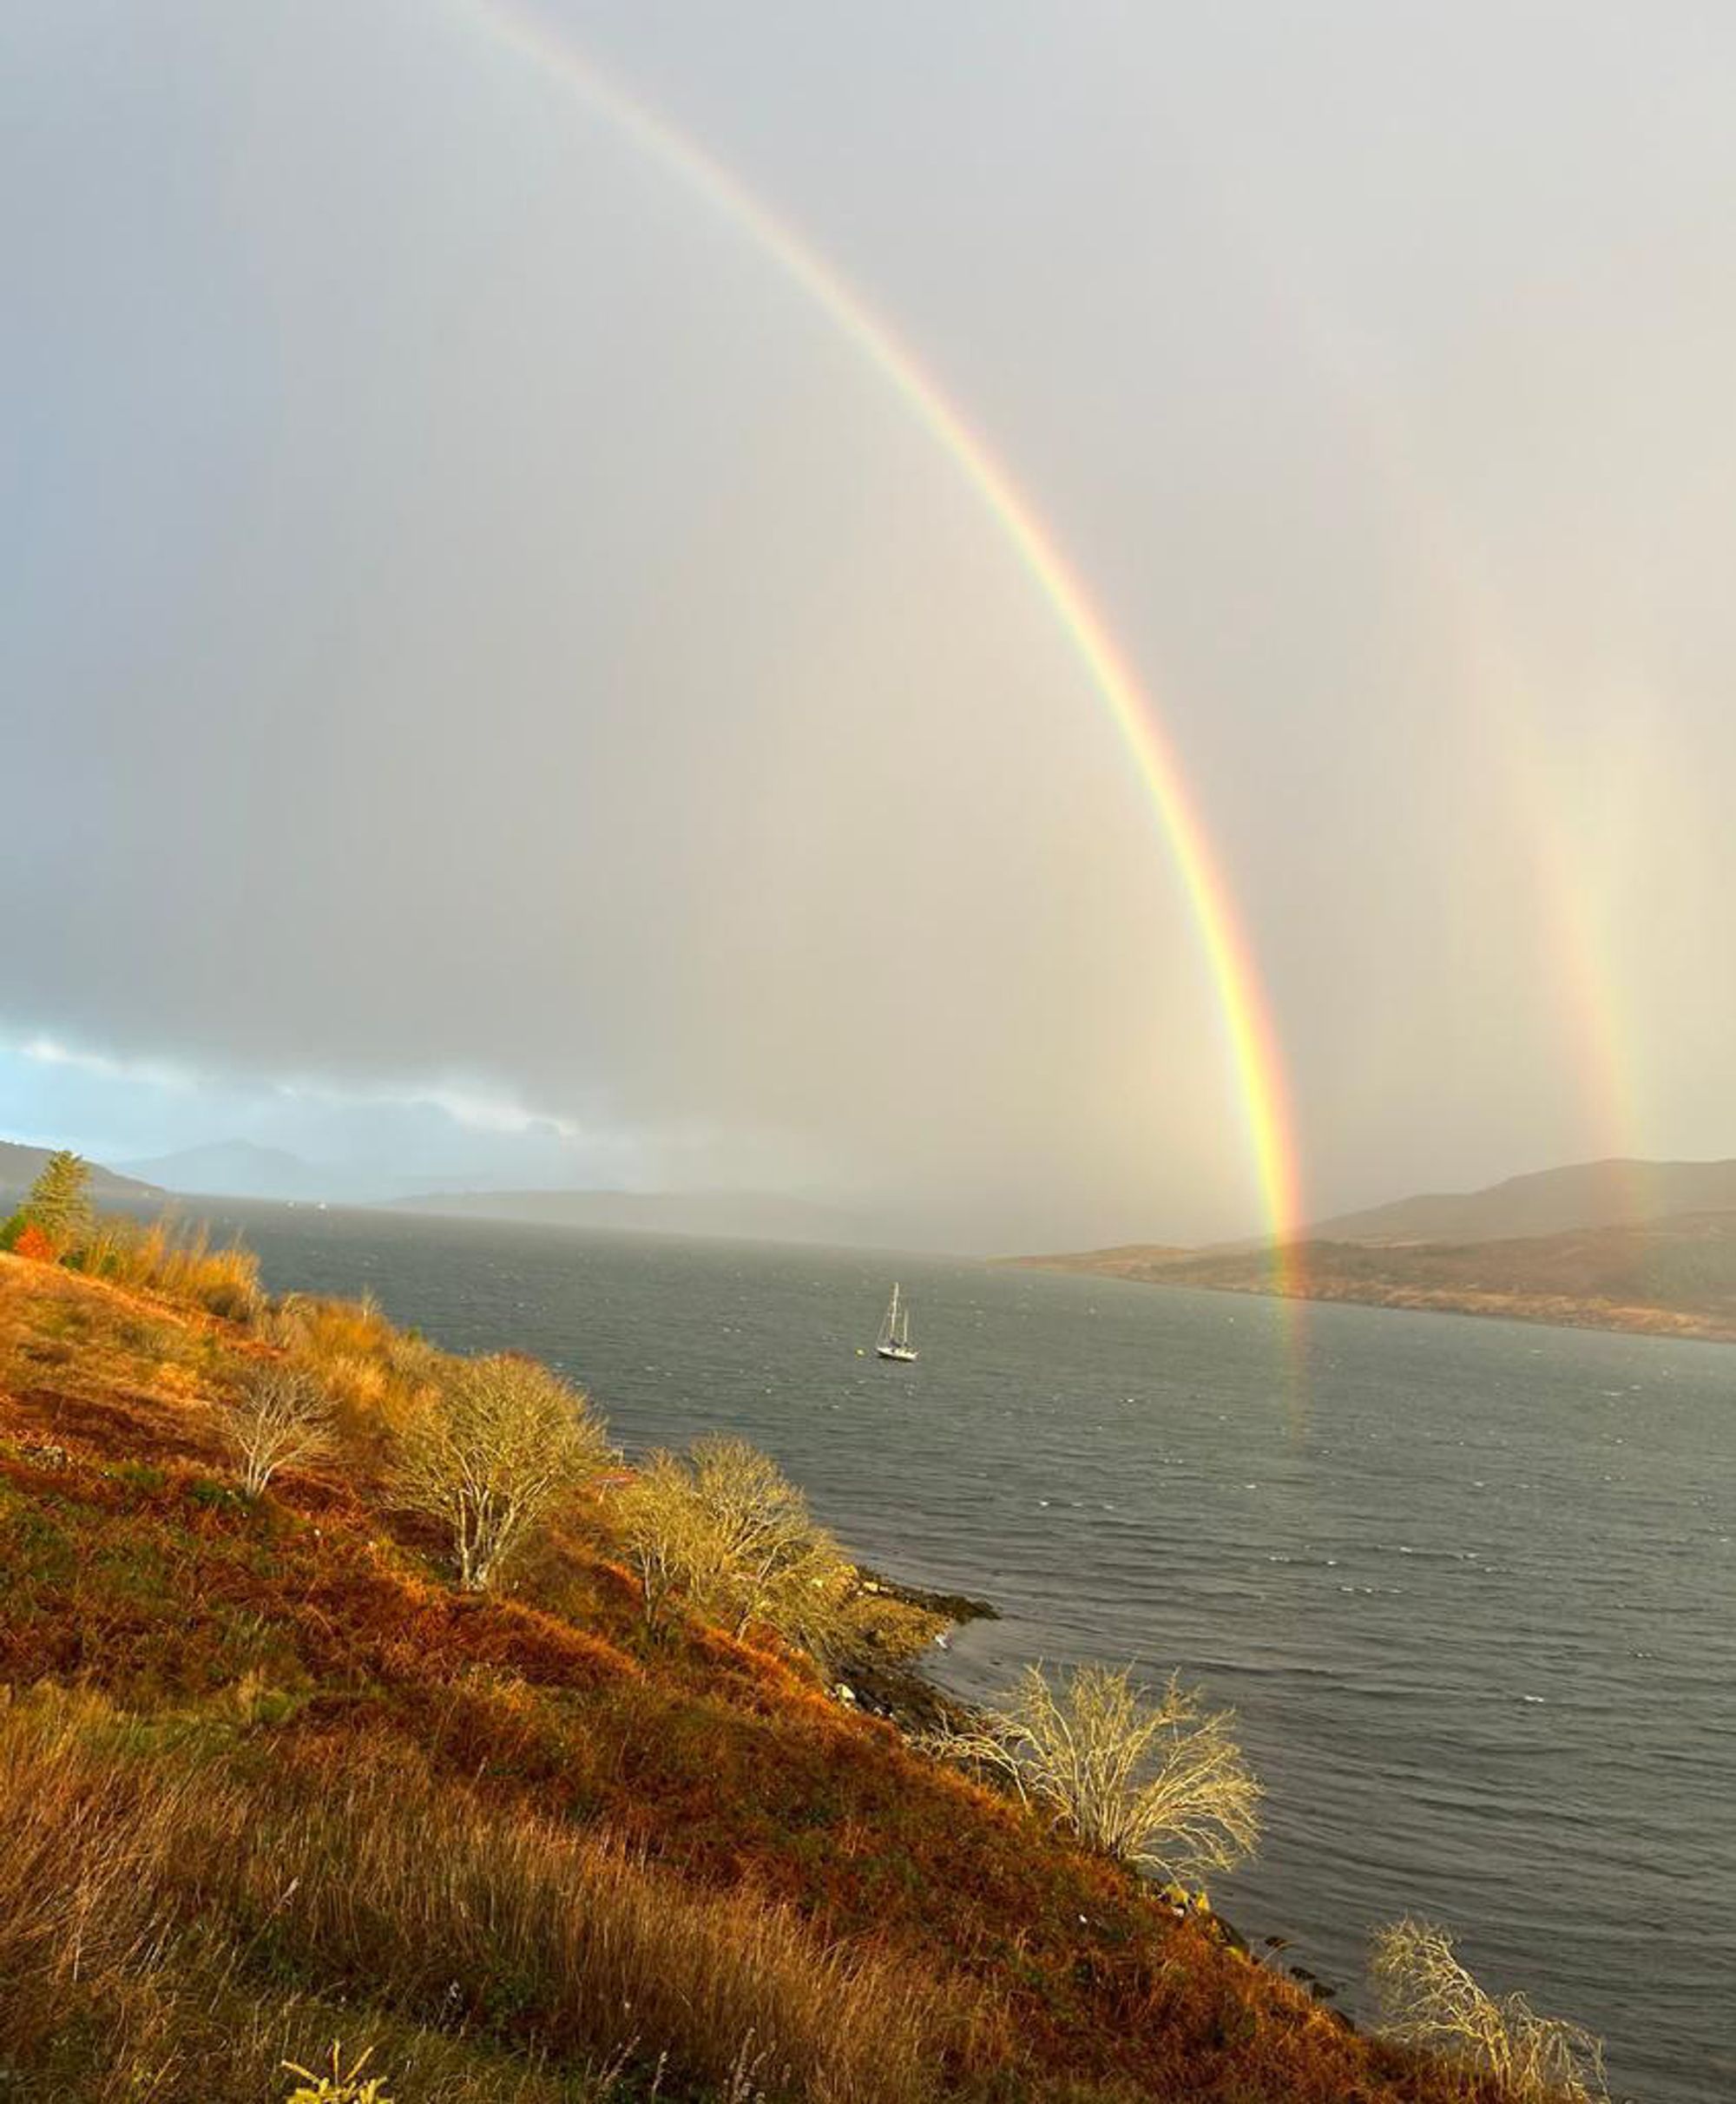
top-left (70, 1213), bottom-right (264, 1322)
top-left (0, 1690), bottom-right (952, 2103)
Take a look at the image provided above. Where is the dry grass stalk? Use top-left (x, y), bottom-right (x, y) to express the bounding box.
top-left (282, 2041), bottom-right (395, 2102)
top-left (73, 1213), bottom-right (264, 1321)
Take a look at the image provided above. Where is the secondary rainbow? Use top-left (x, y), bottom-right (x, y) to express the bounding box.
top-left (456, 0), bottom-right (1305, 1259)
top-left (1235, 222), bottom-right (1648, 1174)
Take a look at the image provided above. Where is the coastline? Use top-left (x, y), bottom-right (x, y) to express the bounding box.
top-left (852, 1568), bottom-right (1272, 1976)
top-left (1180, 1272), bottom-right (1736, 1345)
top-left (1007, 1256), bottom-right (1736, 1346)
top-left (841, 1566), bottom-right (996, 1732)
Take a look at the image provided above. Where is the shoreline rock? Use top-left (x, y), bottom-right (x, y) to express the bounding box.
top-left (853, 1564), bottom-right (999, 1625)
top-left (837, 1564), bottom-right (996, 1733)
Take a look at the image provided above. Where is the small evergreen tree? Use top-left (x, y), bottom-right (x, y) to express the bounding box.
top-left (20, 1150), bottom-right (94, 1253)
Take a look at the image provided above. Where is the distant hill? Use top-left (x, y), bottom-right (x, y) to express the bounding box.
top-left (1095, 1212), bottom-right (1736, 1343)
top-left (0, 1141), bottom-right (161, 1205)
top-left (117, 1139), bottom-right (335, 1202)
top-left (389, 1187), bottom-right (873, 1249)
top-left (1299, 1156), bottom-right (1736, 1246)
top-left (1010, 1158), bottom-right (1736, 1343)
top-left (1014, 1241), bottom-right (1190, 1279)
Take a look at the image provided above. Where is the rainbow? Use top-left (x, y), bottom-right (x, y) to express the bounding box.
top-left (1238, 230), bottom-right (1647, 1174)
top-left (453, 1), bottom-right (1305, 1261)
top-left (1457, 628), bottom-right (1649, 1174)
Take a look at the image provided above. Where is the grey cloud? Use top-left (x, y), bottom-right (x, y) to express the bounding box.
top-left (4, 0), bottom-right (1733, 1248)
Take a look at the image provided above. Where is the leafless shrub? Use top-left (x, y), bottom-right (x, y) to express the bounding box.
top-left (1371, 1918), bottom-right (1608, 2102)
top-left (923, 1662), bottom-right (1261, 1885)
top-left (616, 1436), bottom-right (854, 1654)
top-left (393, 1354), bottom-right (613, 1589)
top-left (616, 1446), bottom-right (704, 1632)
top-left (224, 1366), bottom-right (336, 1497)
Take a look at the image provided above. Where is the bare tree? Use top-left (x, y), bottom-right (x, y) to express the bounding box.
top-left (680, 1437), bottom-right (834, 1640)
top-left (1371, 1918), bottom-right (1608, 2103)
top-left (394, 1354), bottom-right (613, 1589)
top-left (924, 1662), bottom-right (1261, 1885)
top-left (617, 1436), bottom-right (853, 1651)
top-left (617, 1447), bottom-right (704, 1631)
top-left (222, 1366), bottom-right (335, 1497)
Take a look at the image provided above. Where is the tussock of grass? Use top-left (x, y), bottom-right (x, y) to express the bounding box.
top-left (70, 1215), bottom-right (264, 1322)
top-left (263, 1292), bottom-right (449, 1452)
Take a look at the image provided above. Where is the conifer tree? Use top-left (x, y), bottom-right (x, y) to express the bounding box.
top-left (21, 1149), bottom-right (95, 1252)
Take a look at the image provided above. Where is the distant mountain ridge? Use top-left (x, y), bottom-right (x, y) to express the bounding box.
top-left (387, 1187), bottom-right (874, 1250)
top-left (5, 1138), bottom-right (900, 1252)
top-left (1299, 1156), bottom-right (1736, 1246)
top-left (1010, 1156), bottom-right (1736, 1344)
top-left (116, 1140), bottom-right (341, 1202)
top-left (0, 1141), bottom-right (161, 1204)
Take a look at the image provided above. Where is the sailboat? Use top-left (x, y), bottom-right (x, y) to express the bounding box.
top-left (875, 1282), bottom-right (918, 1363)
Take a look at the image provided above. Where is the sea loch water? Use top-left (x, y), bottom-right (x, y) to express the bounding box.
top-left (220, 1206), bottom-right (1735, 2103)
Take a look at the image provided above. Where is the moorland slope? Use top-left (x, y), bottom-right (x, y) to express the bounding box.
top-left (0, 1243), bottom-right (1524, 2102)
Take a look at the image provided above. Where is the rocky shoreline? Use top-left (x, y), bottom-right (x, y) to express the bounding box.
top-left (838, 1565), bottom-right (996, 1732)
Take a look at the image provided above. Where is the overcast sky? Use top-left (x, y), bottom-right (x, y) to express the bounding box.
top-left (3, 1), bottom-right (1733, 1249)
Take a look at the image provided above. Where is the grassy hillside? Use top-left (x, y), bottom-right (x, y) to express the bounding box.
top-left (1016, 1211), bottom-right (1736, 1343)
top-left (0, 1243), bottom-right (1536, 2102)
